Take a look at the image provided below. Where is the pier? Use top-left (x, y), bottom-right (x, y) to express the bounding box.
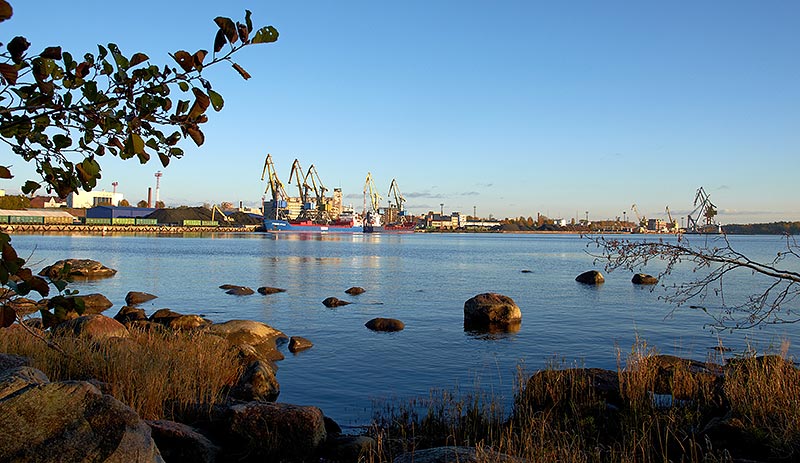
top-left (0, 224), bottom-right (261, 234)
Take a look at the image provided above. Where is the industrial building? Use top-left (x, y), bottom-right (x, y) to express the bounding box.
top-left (67, 190), bottom-right (125, 208)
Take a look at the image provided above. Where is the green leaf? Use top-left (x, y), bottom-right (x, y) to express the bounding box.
top-left (252, 26), bottom-right (279, 44)
top-left (178, 81), bottom-right (189, 92)
top-left (97, 44), bottom-right (108, 60)
top-left (158, 152), bottom-right (171, 168)
top-left (214, 17), bottom-right (238, 44)
top-left (0, 166), bottom-right (12, 179)
top-left (208, 89), bottom-right (224, 111)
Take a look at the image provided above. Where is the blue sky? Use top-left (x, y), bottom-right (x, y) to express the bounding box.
top-left (2, 1), bottom-right (798, 223)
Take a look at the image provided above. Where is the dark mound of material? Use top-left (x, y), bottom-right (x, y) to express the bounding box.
top-left (145, 207), bottom-right (262, 226)
top-left (146, 207), bottom-right (211, 224)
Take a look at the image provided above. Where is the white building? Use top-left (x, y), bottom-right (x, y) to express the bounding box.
top-left (67, 190), bottom-right (124, 208)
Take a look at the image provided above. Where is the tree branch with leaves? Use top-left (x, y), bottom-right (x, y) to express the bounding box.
top-left (588, 233), bottom-right (800, 330)
top-left (0, 0), bottom-right (278, 327)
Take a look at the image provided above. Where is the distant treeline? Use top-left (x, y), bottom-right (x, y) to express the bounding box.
top-left (723, 221), bottom-right (800, 235)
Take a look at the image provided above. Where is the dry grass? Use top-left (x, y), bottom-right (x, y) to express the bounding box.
top-left (0, 326), bottom-right (243, 420)
top-left (367, 339), bottom-right (799, 463)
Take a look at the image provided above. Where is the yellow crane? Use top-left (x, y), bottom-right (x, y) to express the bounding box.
top-left (260, 154), bottom-right (289, 220)
top-left (304, 164), bottom-right (332, 222)
top-left (388, 179), bottom-right (406, 213)
top-left (288, 159), bottom-right (307, 206)
top-left (364, 172), bottom-right (381, 214)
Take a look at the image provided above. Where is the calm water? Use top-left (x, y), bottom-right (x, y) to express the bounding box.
top-left (10, 232), bottom-right (800, 426)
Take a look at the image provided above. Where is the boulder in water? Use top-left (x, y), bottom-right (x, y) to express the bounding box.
top-left (632, 273), bottom-right (658, 285)
top-left (463, 293), bottom-right (521, 328)
top-left (322, 297), bottom-right (350, 308)
top-left (575, 270), bottom-right (605, 285)
top-left (365, 318), bottom-right (405, 332)
top-left (38, 259), bottom-right (117, 279)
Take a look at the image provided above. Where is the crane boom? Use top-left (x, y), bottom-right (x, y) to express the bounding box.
top-left (388, 179), bottom-right (406, 213)
top-left (261, 154), bottom-right (289, 220)
top-left (364, 172), bottom-right (381, 213)
top-left (288, 159), bottom-right (307, 204)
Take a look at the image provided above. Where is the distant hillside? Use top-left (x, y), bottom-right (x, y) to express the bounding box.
top-left (723, 221), bottom-right (800, 235)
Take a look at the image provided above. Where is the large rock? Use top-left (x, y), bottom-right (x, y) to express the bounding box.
top-left (322, 297), bottom-right (351, 308)
top-left (365, 317), bottom-right (405, 332)
top-left (632, 273), bottom-right (658, 285)
top-left (125, 291), bottom-right (158, 305)
top-left (3, 297), bottom-right (45, 316)
top-left (230, 359), bottom-right (280, 402)
top-left (257, 286), bottom-right (286, 295)
top-left (74, 293), bottom-right (114, 314)
top-left (115, 305), bottom-right (148, 324)
top-left (575, 270), bottom-right (605, 285)
top-left (146, 419), bottom-right (219, 463)
top-left (55, 314), bottom-right (130, 340)
top-left (393, 446), bottom-right (523, 463)
top-left (0, 366), bottom-right (49, 400)
top-left (225, 286), bottom-right (254, 296)
top-left (288, 336), bottom-right (314, 353)
top-left (224, 402), bottom-right (327, 461)
top-left (521, 368), bottom-right (622, 411)
top-left (208, 320), bottom-right (287, 362)
top-left (169, 314), bottom-right (211, 331)
top-left (345, 286), bottom-right (366, 295)
top-left (149, 308), bottom-right (184, 326)
top-left (0, 353), bottom-right (31, 373)
top-left (38, 259), bottom-right (117, 279)
top-left (463, 293), bottom-right (521, 328)
top-left (0, 374), bottom-right (163, 462)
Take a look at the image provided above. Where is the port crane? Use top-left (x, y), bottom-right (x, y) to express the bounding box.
top-left (363, 172), bottom-right (381, 214)
top-left (288, 159), bottom-right (308, 207)
top-left (303, 164), bottom-right (332, 223)
top-left (630, 204), bottom-right (646, 227)
top-left (388, 179), bottom-right (406, 222)
top-left (686, 187), bottom-right (720, 233)
top-left (261, 154), bottom-right (289, 219)
top-left (665, 206), bottom-right (678, 232)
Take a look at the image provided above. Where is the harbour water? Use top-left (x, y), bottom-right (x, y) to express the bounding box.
top-left (10, 232), bottom-right (799, 426)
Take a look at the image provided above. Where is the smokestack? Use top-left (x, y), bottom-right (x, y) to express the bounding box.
top-left (239, 201), bottom-right (243, 210)
top-left (147, 188), bottom-right (152, 208)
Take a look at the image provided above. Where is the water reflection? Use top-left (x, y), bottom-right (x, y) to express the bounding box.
top-left (464, 321), bottom-right (522, 339)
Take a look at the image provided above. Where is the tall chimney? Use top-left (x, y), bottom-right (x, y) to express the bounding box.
top-left (147, 188), bottom-right (152, 208)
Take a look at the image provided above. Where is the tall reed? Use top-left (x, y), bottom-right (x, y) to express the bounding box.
top-left (0, 326), bottom-right (243, 420)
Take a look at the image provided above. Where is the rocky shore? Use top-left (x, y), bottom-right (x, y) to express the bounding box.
top-left (1, 260), bottom-right (798, 462)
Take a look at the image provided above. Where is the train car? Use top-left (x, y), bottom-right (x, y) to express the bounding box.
top-left (111, 217), bottom-right (136, 226)
top-left (182, 219), bottom-right (203, 227)
top-left (84, 217), bottom-right (112, 225)
top-left (134, 218), bottom-right (158, 226)
top-left (200, 220), bottom-right (219, 227)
